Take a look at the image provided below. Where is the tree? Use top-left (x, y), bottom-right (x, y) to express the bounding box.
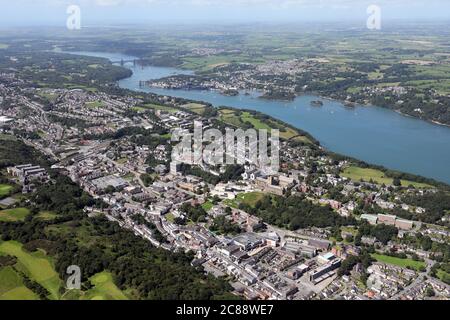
top-left (393, 177), bottom-right (402, 187)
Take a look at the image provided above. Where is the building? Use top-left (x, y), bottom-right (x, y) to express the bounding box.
top-left (170, 161), bottom-right (182, 175)
top-left (246, 215), bottom-right (264, 232)
top-left (308, 238), bottom-right (331, 251)
top-left (284, 242), bottom-right (317, 258)
top-left (218, 244), bottom-right (240, 257)
top-left (7, 164), bottom-right (49, 183)
top-left (0, 116), bottom-right (13, 125)
top-left (318, 252), bottom-right (336, 265)
top-left (377, 214), bottom-right (397, 226)
top-left (232, 233), bottom-right (264, 251)
top-left (309, 259), bottom-right (341, 284)
top-left (395, 218), bottom-right (414, 230)
top-left (264, 232), bottom-right (280, 247)
top-left (361, 214), bottom-right (378, 225)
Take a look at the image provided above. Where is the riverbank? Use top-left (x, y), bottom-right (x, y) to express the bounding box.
top-left (61, 50), bottom-right (450, 185)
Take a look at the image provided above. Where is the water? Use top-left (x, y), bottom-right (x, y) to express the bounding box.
top-left (65, 51), bottom-right (450, 184)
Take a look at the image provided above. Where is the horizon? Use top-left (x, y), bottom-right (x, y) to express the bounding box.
top-left (1, 0), bottom-right (450, 27)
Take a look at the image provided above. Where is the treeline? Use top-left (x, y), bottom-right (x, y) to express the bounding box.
top-left (338, 248), bottom-right (375, 284)
top-left (401, 191), bottom-right (450, 224)
top-left (239, 194), bottom-right (355, 230)
top-left (210, 215), bottom-right (242, 235)
top-left (31, 175), bottom-right (98, 214)
top-left (0, 136), bottom-right (51, 170)
top-left (356, 222), bottom-right (398, 245)
top-left (85, 125), bottom-right (168, 142)
top-left (180, 203), bottom-right (208, 223)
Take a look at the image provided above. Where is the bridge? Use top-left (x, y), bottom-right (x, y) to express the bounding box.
top-left (110, 59), bottom-right (140, 66)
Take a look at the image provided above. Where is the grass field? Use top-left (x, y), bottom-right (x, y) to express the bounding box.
top-left (0, 184), bottom-right (13, 197)
top-left (84, 272), bottom-right (128, 300)
top-left (37, 92), bottom-right (59, 103)
top-left (201, 201), bottom-right (214, 212)
top-left (35, 211), bottom-right (58, 221)
top-left (0, 267), bottom-right (38, 300)
top-left (436, 269), bottom-right (450, 284)
top-left (241, 112), bottom-right (272, 130)
top-left (136, 103), bottom-right (178, 113)
top-left (219, 109), bottom-right (311, 143)
top-left (85, 101), bottom-right (104, 108)
top-left (224, 192), bottom-right (265, 208)
top-left (342, 166), bottom-right (433, 188)
top-left (182, 103), bottom-right (206, 115)
top-left (165, 212), bottom-right (175, 223)
top-left (0, 208), bottom-right (30, 222)
top-left (371, 253), bottom-right (426, 271)
top-left (0, 241), bottom-right (62, 300)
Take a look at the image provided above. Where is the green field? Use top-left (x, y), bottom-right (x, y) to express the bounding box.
top-left (84, 272), bottom-right (128, 300)
top-left (0, 208), bottom-right (30, 222)
top-left (436, 269), bottom-right (450, 284)
top-left (224, 192), bottom-right (265, 208)
top-left (201, 201), bottom-right (214, 212)
top-left (0, 241), bottom-right (128, 300)
top-left (0, 44), bottom-right (9, 49)
top-left (86, 101), bottom-right (104, 108)
top-left (342, 166), bottom-right (432, 188)
top-left (371, 253), bottom-right (426, 271)
top-left (0, 241), bottom-right (62, 300)
top-left (0, 267), bottom-right (38, 300)
top-left (181, 54), bottom-right (264, 72)
top-left (165, 212), bottom-right (175, 223)
top-left (37, 92), bottom-right (59, 103)
top-left (35, 211), bottom-right (58, 221)
top-left (219, 109), bottom-right (310, 143)
top-left (0, 184), bottom-right (13, 197)
top-left (241, 112), bottom-right (272, 130)
top-left (136, 103), bottom-right (178, 113)
top-left (182, 103), bottom-right (206, 115)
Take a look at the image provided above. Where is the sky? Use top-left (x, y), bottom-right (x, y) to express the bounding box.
top-left (0, 0), bottom-right (449, 26)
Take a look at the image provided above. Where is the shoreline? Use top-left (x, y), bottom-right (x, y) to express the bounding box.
top-left (63, 51), bottom-right (450, 186)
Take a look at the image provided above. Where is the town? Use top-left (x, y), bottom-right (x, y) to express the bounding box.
top-left (1, 65), bottom-right (449, 301)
